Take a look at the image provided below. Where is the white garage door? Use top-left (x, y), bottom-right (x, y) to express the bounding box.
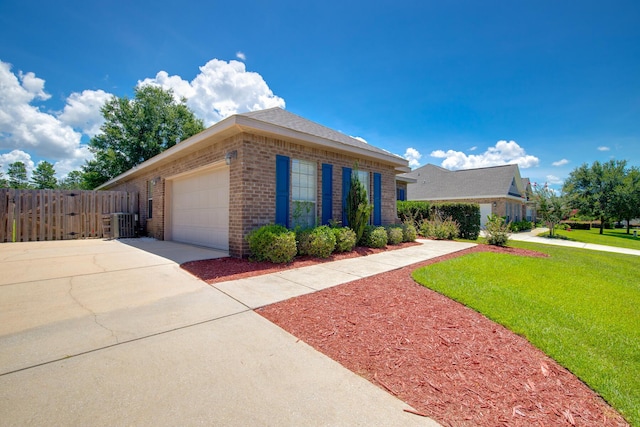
top-left (480, 203), bottom-right (492, 229)
top-left (170, 166), bottom-right (229, 250)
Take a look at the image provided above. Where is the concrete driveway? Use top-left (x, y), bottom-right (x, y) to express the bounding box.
top-left (0, 238), bottom-right (438, 426)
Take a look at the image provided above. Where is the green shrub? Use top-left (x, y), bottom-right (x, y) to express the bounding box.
top-left (246, 224), bottom-right (298, 263)
top-left (361, 225), bottom-right (388, 248)
top-left (397, 201), bottom-right (431, 225)
top-left (385, 226), bottom-right (404, 245)
top-left (509, 219), bottom-right (533, 232)
top-left (485, 214), bottom-right (510, 246)
top-left (295, 228), bottom-right (313, 256)
top-left (419, 216), bottom-right (460, 240)
top-left (562, 221), bottom-right (591, 230)
top-left (402, 222), bottom-right (417, 242)
top-left (333, 227), bottom-right (357, 252)
top-left (433, 203), bottom-right (480, 240)
top-left (303, 226), bottom-right (336, 258)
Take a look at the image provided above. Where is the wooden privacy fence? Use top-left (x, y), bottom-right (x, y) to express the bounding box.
top-left (0, 189), bottom-right (138, 243)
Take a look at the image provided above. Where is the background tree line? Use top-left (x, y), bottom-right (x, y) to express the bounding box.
top-left (535, 159), bottom-right (640, 235)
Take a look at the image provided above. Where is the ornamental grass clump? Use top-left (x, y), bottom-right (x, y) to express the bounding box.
top-left (402, 222), bottom-right (417, 242)
top-left (419, 216), bottom-right (460, 240)
top-left (247, 224), bottom-right (297, 263)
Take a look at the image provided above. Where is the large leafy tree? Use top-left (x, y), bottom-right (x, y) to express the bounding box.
top-left (31, 161), bottom-right (58, 189)
top-left (612, 166), bottom-right (640, 233)
top-left (83, 86), bottom-right (205, 188)
top-left (7, 161), bottom-right (30, 189)
top-left (562, 160), bottom-right (627, 234)
top-left (57, 170), bottom-right (86, 190)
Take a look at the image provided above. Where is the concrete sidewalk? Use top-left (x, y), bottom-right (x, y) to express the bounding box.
top-left (0, 238), bottom-right (474, 426)
top-left (509, 228), bottom-right (640, 256)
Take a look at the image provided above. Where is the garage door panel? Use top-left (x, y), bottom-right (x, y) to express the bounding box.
top-left (170, 167), bottom-right (229, 250)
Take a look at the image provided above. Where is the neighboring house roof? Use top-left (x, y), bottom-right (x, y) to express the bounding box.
top-left (98, 107), bottom-right (408, 189)
top-left (402, 163), bottom-right (527, 201)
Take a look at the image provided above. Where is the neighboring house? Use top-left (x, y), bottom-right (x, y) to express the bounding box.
top-left (401, 163), bottom-right (536, 228)
top-left (98, 107), bottom-right (410, 257)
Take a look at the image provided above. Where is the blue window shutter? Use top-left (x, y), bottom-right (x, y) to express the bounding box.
top-left (373, 172), bottom-right (382, 225)
top-left (275, 155), bottom-right (290, 227)
top-left (341, 167), bottom-right (352, 226)
top-left (322, 164), bottom-right (333, 225)
top-left (398, 188), bottom-right (406, 201)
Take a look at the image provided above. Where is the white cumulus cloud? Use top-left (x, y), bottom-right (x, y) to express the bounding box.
top-left (597, 146), bottom-right (610, 151)
top-left (404, 147), bottom-right (422, 168)
top-left (430, 140), bottom-right (539, 170)
top-left (552, 158), bottom-right (569, 167)
top-left (58, 89), bottom-right (112, 137)
top-left (0, 150), bottom-right (35, 176)
top-left (139, 58), bottom-right (285, 126)
top-left (236, 52), bottom-right (246, 61)
top-left (546, 175), bottom-right (563, 185)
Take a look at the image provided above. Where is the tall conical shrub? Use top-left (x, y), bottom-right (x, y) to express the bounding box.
top-left (346, 168), bottom-right (373, 245)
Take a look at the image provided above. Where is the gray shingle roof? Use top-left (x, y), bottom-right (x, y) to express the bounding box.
top-left (240, 107), bottom-right (402, 160)
top-left (403, 163), bottom-right (526, 200)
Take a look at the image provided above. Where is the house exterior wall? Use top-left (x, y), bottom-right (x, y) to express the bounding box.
top-left (107, 131), bottom-right (399, 258)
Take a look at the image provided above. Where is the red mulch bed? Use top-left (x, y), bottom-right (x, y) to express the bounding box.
top-left (181, 241), bottom-right (420, 284)
top-left (183, 244), bottom-right (629, 426)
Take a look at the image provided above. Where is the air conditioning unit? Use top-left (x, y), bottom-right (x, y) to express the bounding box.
top-left (111, 213), bottom-right (136, 238)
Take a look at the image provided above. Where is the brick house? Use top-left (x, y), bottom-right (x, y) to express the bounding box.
top-left (401, 163), bottom-right (536, 228)
top-left (98, 107), bottom-right (410, 257)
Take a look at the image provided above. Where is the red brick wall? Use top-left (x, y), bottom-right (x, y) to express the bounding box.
top-left (108, 131), bottom-right (401, 257)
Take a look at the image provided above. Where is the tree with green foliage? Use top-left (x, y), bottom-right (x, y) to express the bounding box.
top-left (7, 161), bottom-right (30, 189)
top-left (562, 160), bottom-right (627, 235)
top-left (0, 170), bottom-right (8, 188)
top-left (533, 184), bottom-right (568, 237)
top-left (612, 166), bottom-right (640, 234)
top-left (57, 170), bottom-right (85, 190)
top-left (83, 85), bottom-right (205, 188)
top-left (346, 167), bottom-right (373, 245)
top-left (31, 161), bottom-right (58, 189)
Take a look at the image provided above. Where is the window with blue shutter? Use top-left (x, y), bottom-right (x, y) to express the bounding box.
top-left (275, 155), bottom-right (290, 227)
top-left (322, 164), bottom-right (333, 225)
top-left (373, 172), bottom-right (382, 225)
top-left (341, 167), bottom-right (352, 226)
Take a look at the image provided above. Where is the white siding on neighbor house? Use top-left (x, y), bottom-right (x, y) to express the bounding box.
top-left (169, 165), bottom-right (230, 250)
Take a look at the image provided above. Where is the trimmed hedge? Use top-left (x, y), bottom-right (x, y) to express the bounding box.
top-left (361, 225), bottom-right (388, 248)
top-left (561, 221), bottom-right (591, 230)
top-left (333, 227), bottom-right (357, 252)
top-left (397, 201), bottom-right (480, 240)
top-left (385, 225), bottom-right (404, 245)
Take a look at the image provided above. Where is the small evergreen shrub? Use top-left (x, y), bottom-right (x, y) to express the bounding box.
top-left (304, 226), bottom-right (336, 258)
top-left (385, 226), bottom-right (404, 245)
top-left (247, 224), bottom-right (297, 263)
top-left (485, 214), bottom-right (510, 247)
top-left (402, 222), bottom-right (417, 242)
top-left (362, 225), bottom-right (388, 248)
top-left (333, 227), bottom-right (357, 252)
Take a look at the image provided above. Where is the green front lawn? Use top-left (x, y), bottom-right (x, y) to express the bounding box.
top-left (412, 241), bottom-right (640, 426)
top-left (539, 227), bottom-right (640, 250)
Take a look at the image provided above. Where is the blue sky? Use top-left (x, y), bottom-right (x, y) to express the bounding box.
top-left (1, 0), bottom-right (638, 189)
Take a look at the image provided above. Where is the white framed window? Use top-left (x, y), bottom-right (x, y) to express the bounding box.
top-left (354, 170), bottom-right (369, 199)
top-left (291, 159), bottom-right (317, 228)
